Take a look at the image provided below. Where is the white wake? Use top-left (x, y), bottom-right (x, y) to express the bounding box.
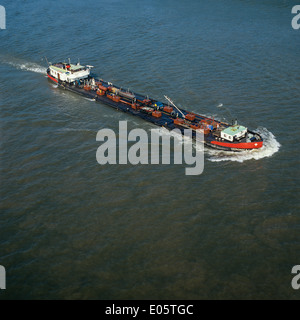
top-left (152, 127), bottom-right (280, 163)
top-left (6, 60), bottom-right (47, 74)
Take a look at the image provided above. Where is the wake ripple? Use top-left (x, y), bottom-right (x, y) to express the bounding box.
top-left (6, 60), bottom-right (47, 74)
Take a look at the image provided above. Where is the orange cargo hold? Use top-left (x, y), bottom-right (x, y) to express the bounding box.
top-left (197, 127), bottom-right (210, 135)
top-left (97, 90), bottom-right (105, 96)
top-left (174, 118), bottom-right (185, 125)
top-left (98, 85), bottom-right (108, 91)
top-left (152, 111), bottom-right (162, 118)
top-left (131, 103), bottom-right (140, 110)
top-left (185, 114), bottom-right (196, 121)
top-left (163, 106), bottom-right (173, 113)
top-left (143, 99), bottom-right (151, 105)
top-left (112, 96), bottom-right (121, 102)
top-left (107, 94), bottom-right (120, 102)
top-left (190, 124), bottom-right (200, 130)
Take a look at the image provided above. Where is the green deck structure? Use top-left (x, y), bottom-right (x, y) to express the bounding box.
top-left (222, 125), bottom-right (247, 137)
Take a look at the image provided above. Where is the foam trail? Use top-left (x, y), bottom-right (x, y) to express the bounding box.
top-left (6, 60), bottom-right (47, 74)
top-left (207, 127), bottom-right (280, 162)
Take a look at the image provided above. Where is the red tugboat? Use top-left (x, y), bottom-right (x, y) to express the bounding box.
top-left (47, 60), bottom-right (263, 151)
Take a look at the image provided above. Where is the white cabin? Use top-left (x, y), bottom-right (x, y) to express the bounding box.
top-left (49, 62), bottom-right (92, 83)
top-left (220, 125), bottom-right (247, 142)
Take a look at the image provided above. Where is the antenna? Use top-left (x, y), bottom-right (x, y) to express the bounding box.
top-left (68, 58), bottom-right (71, 65)
top-left (45, 56), bottom-right (50, 67)
top-left (164, 95), bottom-right (185, 118)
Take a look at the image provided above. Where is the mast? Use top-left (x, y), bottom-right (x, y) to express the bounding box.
top-left (164, 95), bottom-right (185, 118)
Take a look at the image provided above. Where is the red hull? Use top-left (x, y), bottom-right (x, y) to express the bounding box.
top-left (211, 140), bottom-right (263, 150)
top-left (47, 74), bottom-right (58, 83)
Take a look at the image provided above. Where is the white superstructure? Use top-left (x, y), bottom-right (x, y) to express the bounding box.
top-left (220, 125), bottom-right (247, 142)
top-left (49, 62), bottom-right (92, 83)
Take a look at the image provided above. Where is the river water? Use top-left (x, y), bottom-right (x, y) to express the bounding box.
top-left (0, 0), bottom-right (299, 299)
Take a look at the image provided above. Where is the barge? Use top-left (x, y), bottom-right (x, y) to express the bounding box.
top-left (47, 60), bottom-right (263, 151)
